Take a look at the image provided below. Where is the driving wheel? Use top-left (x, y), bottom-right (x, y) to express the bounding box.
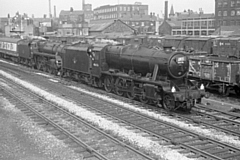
top-left (162, 94), bottom-right (175, 111)
top-left (104, 76), bottom-right (113, 92)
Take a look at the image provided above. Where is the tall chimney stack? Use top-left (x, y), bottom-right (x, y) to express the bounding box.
top-left (54, 5), bottom-right (56, 18)
top-left (49, 0), bottom-right (52, 18)
top-left (164, 1), bottom-right (168, 20)
top-left (82, 0), bottom-right (85, 11)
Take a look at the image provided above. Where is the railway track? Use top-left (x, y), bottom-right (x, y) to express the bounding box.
top-left (1, 61), bottom-right (240, 159)
top-left (12, 72), bottom-right (240, 160)
top-left (189, 104), bottom-right (240, 135)
top-left (0, 76), bottom-right (153, 160)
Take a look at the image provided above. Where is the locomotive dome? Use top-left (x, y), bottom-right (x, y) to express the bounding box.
top-left (168, 51), bottom-right (189, 79)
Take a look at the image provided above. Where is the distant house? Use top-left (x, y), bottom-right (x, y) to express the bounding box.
top-left (159, 20), bottom-right (181, 36)
top-left (120, 13), bottom-right (161, 35)
top-left (58, 8), bottom-right (89, 36)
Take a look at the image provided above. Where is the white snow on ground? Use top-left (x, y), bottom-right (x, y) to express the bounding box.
top-left (0, 59), bottom-right (18, 66)
top-left (0, 97), bottom-right (19, 112)
top-left (49, 79), bottom-right (59, 83)
top-left (69, 86), bottom-right (240, 148)
top-left (0, 96), bottom-right (83, 160)
top-left (35, 72), bottom-right (52, 78)
top-left (0, 70), bottom-right (193, 160)
top-left (0, 80), bottom-right (12, 90)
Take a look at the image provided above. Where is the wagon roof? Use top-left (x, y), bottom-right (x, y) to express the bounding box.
top-left (207, 56), bottom-right (240, 62)
top-left (214, 37), bottom-right (240, 41)
top-left (185, 37), bottom-right (214, 41)
top-left (0, 37), bottom-right (22, 43)
top-left (164, 35), bottom-right (187, 40)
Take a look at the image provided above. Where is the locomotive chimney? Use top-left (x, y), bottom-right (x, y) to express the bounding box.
top-left (164, 0), bottom-right (168, 20)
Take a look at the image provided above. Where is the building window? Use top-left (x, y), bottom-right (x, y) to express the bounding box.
top-left (202, 21), bottom-right (207, 26)
top-left (231, 1), bottom-right (235, 7)
top-left (231, 10), bottom-right (236, 16)
top-left (177, 31), bottom-right (181, 35)
top-left (201, 31), bottom-right (206, 35)
top-left (237, 0), bottom-right (240, 6)
top-left (218, 2), bottom-right (222, 7)
top-left (194, 21), bottom-right (200, 27)
top-left (218, 11), bottom-right (222, 16)
top-left (223, 11), bottom-right (227, 16)
top-left (223, 20), bottom-right (227, 25)
top-left (223, 1), bottom-right (228, 7)
top-left (209, 20), bottom-right (215, 27)
top-left (182, 21), bottom-right (187, 27)
top-left (230, 20), bottom-right (236, 25)
top-left (188, 31), bottom-right (193, 35)
top-left (194, 31), bottom-right (200, 35)
top-left (237, 20), bottom-right (240, 25)
top-left (237, 10), bottom-right (240, 15)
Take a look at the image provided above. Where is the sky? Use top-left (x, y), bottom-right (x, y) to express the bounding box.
top-left (0, 0), bottom-right (215, 18)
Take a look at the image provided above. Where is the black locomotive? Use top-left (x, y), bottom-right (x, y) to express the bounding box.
top-left (0, 37), bottom-right (206, 111)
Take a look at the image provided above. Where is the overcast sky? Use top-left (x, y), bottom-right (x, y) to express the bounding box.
top-left (0, 0), bottom-right (215, 18)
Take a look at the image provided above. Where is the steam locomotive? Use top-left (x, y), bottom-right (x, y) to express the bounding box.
top-left (0, 37), bottom-right (207, 111)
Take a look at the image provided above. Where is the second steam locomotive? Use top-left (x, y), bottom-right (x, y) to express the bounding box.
top-left (0, 37), bottom-right (207, 111)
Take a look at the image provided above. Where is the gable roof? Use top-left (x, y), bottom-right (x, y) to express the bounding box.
top-left (165, 20), bottom-right (182, 28)
top-left (89, 20), bottom-right (113, 32)
top-left (120, 14), bottom-right (158, 21)
top-left (177, 13), bottom-right (215, 20)
top-left (89, 19), bottom-right (136, 33)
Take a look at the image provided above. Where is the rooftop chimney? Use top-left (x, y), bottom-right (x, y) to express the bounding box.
top-left (54, 5), bottom-right (56, 18)
top-left (49, 0), bottom-right (52, 18)
top-left (164, 1), bottom-right (168, 20)
top-left (82, 0), bottom-right (85, 11)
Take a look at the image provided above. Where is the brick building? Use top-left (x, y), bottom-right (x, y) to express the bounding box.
top-left (58, 8), bottom-right (89, 36)
top-left (215, 0), bottom-right (240, 27)
top-left (159, 0), bottom-right (215, 36)
top-left (93, 2), bottom-right (148, 21)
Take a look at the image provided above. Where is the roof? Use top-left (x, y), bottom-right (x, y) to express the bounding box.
top-left (33, 18), bottom-right (53, 22)
top-left (89, 19), bottom-right (135, 33)
top-left (0, 37), bottom-right (22, 43)
top-left (120, 14), bottom-right (158, 21)
top-left (166, 20), bottom-right (182, 27)
top-left (177, 13), bottom-right (215, 20)
top-left (59, 10), bottom-right (84, 16)
top-left (89, 20), bottom-right (113, 32)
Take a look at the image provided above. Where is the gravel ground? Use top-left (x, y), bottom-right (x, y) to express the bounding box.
top-left (0, 92), bottom-right (83, 160)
